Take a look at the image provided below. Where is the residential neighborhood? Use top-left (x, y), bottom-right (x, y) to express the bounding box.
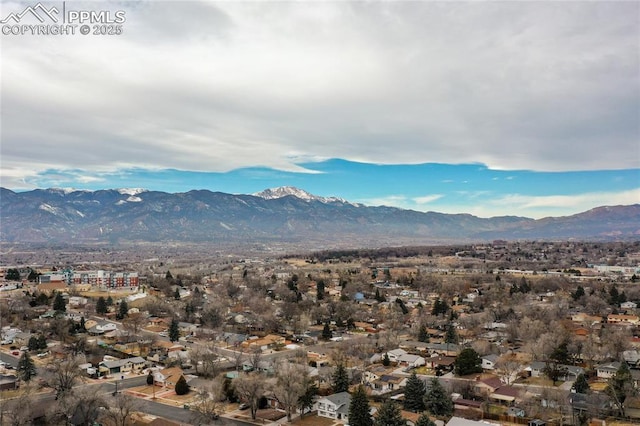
top-left (1, 240), bottom-right (640, 426)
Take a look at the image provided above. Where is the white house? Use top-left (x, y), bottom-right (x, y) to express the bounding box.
top-left (482, 354), bottom-right (499, 370)
top-left (621, 301), bottom-right (638, 310)
top-left (386, 348), bottom-right (407, 363)
top-left (596, 362), bottom-right (622, 379)
top-left (370, 374), bottom-right (408, 395)
top-left (317, 392), bottom-right (351, 422)
top-left (397, 353), bottom-right (426, 368)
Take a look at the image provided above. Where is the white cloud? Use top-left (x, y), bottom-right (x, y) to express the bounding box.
top-left (1, 0), bottom-right (638, 183)
top-left (440, 188), bottom-right (640, 219)
top-left (413, 194), bottom-right (444, 205)
top-left (359, 195), bottom-right (409, 208)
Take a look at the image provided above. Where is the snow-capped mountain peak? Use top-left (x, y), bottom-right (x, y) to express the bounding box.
top-left (253, 186), bottom-right (352, 204)
top-left (117, 188), bottom-right (148, 196)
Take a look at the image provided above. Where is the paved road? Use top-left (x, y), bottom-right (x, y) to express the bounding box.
top-left (137, 399), bottom-right (255, 426)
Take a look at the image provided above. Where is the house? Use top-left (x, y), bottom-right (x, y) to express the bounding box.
top-left (569, 392), bottom-right (610, 417)
top-left (370, 374), bottom-right (407, 395)
top-left (153, 367), bottom-right (185, 388)
top-left (88, 321), bottom-right (117, 335)
top-left (241, 334), bottom-right (285, 351)
top-left (571, 313), bottom-right (602, 324)
top-left (490, 385), bottom-right (522, 404)
top-left (0, 374), bottom-right (18, 391)
top-left (423, 343), bottom-right (460, 357)
top-left (397, 353), bottom-right (426, 368)
top-left (99, 356), bottom-right (146, 375)
top-left (385, 348), bottom-right (407, 363)
top-left (607, 314), bottom-right (640, 325)
top-left (621, 301), bottom-right (638, 310)
top-left (69, 296), bottom-right (88, 307)
top-left (177, 321), bottom-right (199, 335)
top-left (317, 392), bottom-right (351, 422)
top-left (425, 356), bottom-right (456, 373)
top-left (474, 376), bottom-right (503, 396)
top-left (596, 362), bottom-right (622, 379)
top-left (364, 365), bottom-right (396, 383)
top-left (526, 361), bottom-right (584, 380)
top-left (482, 354), bottom-right (499, 370)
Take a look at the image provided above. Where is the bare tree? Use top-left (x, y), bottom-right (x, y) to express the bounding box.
top-left (273, 360), bottom-right (307, 422)
top-left (190, 342), bottom-right (221, 378)
top-left (231, 345), bottom-right (246, 372)
top-left (122, 312), bottom-right (147, 340)
top-left (3, 385), bottom-right (36, 426)
top-left (69, 386), bottom-right (107, 426)
top-left (101, 392), bottom-right (142, 426)
top-left (494, 354), bottom-right (524, 385)
top-left (248, 347), bottom-right (262, 371)
top-left (191, 378), bottom-right (226, 424)
top-left (234, 372), bottom-right (266, 420)
top-left (47, 356), bottom-right (83, 400)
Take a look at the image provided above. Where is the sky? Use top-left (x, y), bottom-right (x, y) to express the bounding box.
top-left (1, 0), bottom-right (639, 219)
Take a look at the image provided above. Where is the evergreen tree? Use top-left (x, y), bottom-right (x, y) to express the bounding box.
top-left (454, 348), bottom-right (483, 376)
top-left (174, 375), bottom-right (189, 395)
top-left (444, 324), bottom-right (458, 344)
top-left (147, 370), bottom-right (154, 385)
top-left (174, 287), bottom-right (181, 300)
top-left (36, 334), bottom-right (47, 350)
top-left (382, 353), bottom-right (391, 366)
top-left (331, 362), bottom-right (349, 393)
top-left (403, 373), bottom-right (426, 412)
top-left (106, 296), bottom-right (113, 306)
top-left (316, 280), bottom-right (325, 300)
top-left (550, 341), bottom-right (571, 365)
top-left (322, 321), bottom-right (333, 340)
top-left (5, 268), bottom-right (20, 281)
top-left (418, 324), bottom-right (429, 343)
top-left (117, 300), bottom-right (129, 320)
top-left (415, 414), bottom-right (436, 426)
top-left (609, 285), bottom-right (620, 306)
top-left (349, 385), bottom-right (373, 426)
top-left (17, 351), bottom-right (37, 382)
top-left (297, 383), bottom-right (318, 417)
top-left (79, 316), bottom-right (87, 333)
top-left (572, 286), bottom-right (585, 301)
top-left (425, 378), bottom-right (453, 417)
top-left (166, 270), bottom-right (173, 280)
top-left (395, 298), bottom-right (409, 315)
top-left (374, 399), bottom-right (406, 426)
top-left (96, 296), bottom-right (107, 315)
top-left (375, 288), bottom-right (386, 302)
top-left (431, 299), bottom-right (449, 316)
top-left (28, 336), bottom-right (39, 351)
top-left (53, 292), bottom-right (66, 313)
top-left (169, 318), bottom-right (180, 342)
top-left (573, 374), bottom-right (590, 394)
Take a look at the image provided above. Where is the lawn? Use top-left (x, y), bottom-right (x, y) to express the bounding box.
top-left (292, 414), bottom-right (339, 426)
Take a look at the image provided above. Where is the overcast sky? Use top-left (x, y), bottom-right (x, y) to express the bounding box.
top-left (1, 0), bottom-right (638, 218)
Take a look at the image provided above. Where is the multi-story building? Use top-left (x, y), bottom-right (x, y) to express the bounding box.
top-left (39, 270), bottom-right (138, 290)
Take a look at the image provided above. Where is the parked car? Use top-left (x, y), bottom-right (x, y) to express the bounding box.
top-left (1, 339), bottom-right (13, 345)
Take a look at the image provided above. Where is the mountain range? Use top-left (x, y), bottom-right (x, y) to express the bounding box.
top-left (0, 186), bottom-right (638, 245)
